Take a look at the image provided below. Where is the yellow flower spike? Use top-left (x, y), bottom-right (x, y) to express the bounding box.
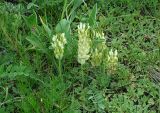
top-left (77, 23), bottom-right (91, 65)
top-left (51, 33), bottom-right (67, 60)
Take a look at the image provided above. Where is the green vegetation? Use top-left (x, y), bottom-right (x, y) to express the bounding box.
top-left (0, 0), bottom-right (160, 112)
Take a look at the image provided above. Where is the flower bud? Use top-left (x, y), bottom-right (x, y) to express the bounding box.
top-left (91, 48), bottom-right (103, 66)
top-left (107, 49), bottom-right (118, 74)
top-left (90, 31), bottom-right (107, 66)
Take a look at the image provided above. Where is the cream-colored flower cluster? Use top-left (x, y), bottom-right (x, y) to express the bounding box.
top-left (51, 33), bottom-right (67, 60)
top-left (77, 23), bottom-right (91, 65)
top-left (91, 31), bottom-right (107, 66)
top-left (93, 31), bottom-right (106, 50)
top-left (91, 48), bottom-right (103, 66)
top-left (107, 49), bottom-right (118, 73)
top-left (77, 22), bottom-right (118, 73)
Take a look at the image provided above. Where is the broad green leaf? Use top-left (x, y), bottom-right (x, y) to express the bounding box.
top-left (70, 10), bottom-right (76, 23)
top-left (55, 19), bottom-right (70, 34)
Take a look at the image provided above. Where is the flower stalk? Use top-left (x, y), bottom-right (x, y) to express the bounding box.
top-left (77, 23), bottom-right (91, 87)
top-left (51, 33), bottom-right (67, 81)
top-left (158, 37), bottom-right (160, 56)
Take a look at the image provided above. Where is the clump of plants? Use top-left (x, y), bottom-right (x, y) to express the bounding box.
top-left (0, 0), bottom-right (160, 113)
top-left (51, 22), bottom-right (118, 79)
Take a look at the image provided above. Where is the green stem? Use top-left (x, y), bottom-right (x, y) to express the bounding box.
top-left (158, 84), bottom-right (160, 112)
top-left (102, 62), bottom-right (106, 76)
top-left (81, 64), bottom-right (84, 88)
top-left (159, 47), bottom-right (160, 57)
top-left (58, 59), bottom-right (63, 113)
top-left (158, 38), bottom-right (160, 60)
top-left (61, 0), bottom-right (67, 19)
top-left (58, 59), bottom-right (63, 82)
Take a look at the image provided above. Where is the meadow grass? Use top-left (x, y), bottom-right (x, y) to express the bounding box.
top-left (0, 0), bottom-right (160, 112)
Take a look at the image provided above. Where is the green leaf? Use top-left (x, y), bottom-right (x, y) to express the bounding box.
top-left (26, 36), bottom-right (47, 54)
top-left (88, 4), bottom-right (97, 26)
top-left (0, 108), bottom-right (7, 113)
top-left (23, 11), bottom-right (37, 28)
top-left (27, 3), bottom-right (39, 9)
top-left (70, 10), bottom-right (76, 23)
top-left (69, 0), bottom-right (83, 22)
top-left (39, 16), bottom-right (52, 37)
top-left (55, 19), bottom-right (70, 34)
top-left (72, 0), bottom-right (83, 11)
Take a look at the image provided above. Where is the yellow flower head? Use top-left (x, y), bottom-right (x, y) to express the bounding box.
top-left (51, 33), bottom-right (67, 60)
top-left (108, 49), bottom-right (118, 63)
top-left (77, 23), bottom-right (91, 65)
